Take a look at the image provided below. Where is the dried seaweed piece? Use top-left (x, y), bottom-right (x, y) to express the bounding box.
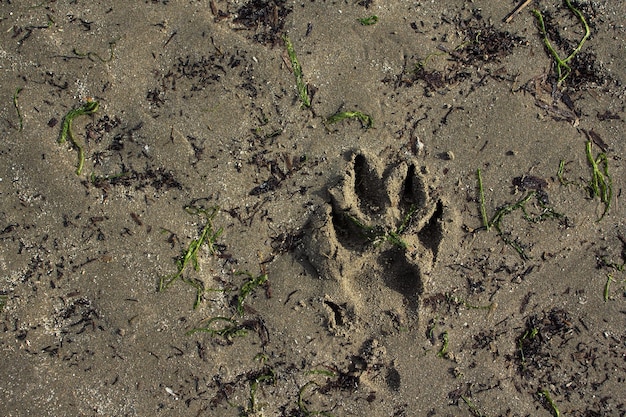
top-left (512, 175), bottom-right (548, 192)
top-left (233, 0), bottom-right (291, 45)
top-left (596, 110), bottom-right (621, 121)
top-left (518, 308), bottom-right (572, 376)
top-left (410, 13), bottom-right (524, 93)
top-left (583, 129), bottom-right (609, 152)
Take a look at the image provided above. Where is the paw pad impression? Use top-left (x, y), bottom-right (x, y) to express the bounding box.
top-left (305, 150), bottom-right (447, 320)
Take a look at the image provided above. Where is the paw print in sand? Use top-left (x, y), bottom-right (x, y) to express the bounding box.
top-left (305, 150), bottom-right (449, 327)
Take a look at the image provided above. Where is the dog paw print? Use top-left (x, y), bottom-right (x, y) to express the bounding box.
top-left (305, 150), bottom-right (448, 321)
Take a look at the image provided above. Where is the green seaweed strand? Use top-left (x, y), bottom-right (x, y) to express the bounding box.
top-left (58, 100), bottom-right (99, 175)
top-left (538, 388), bottom-right (560, 417)
top-left (326, 110), bottom-right (373, 128)
top-left (585, 140), bottom-right (612, 220)
top-left (236, 271), bottom-right (269, 316)
top-left (358, 15), bottom-right (378, 25)
top-left (532, 0), bottom-right (591, 85)
top-left (159, 205), bottom-right (223, 309)
top-left (283, 34), bottom-right (311, 108)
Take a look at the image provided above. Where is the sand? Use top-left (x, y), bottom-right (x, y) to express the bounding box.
top-left (1, 0), bottom-right (625, 416)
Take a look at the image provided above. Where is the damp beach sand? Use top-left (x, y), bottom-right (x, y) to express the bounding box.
top-left (1, 1), bottom-right (625, 416)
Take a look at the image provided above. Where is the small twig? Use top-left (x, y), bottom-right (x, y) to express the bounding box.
top-left (13, 87), bottom-right (24, 131)
top-left (477, 169), bottom-right (490, 231)
top-left (504, 0), bottom-right (532, 23)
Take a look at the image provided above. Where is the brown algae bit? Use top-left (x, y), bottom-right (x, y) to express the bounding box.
top-left (283, 34), bottom-right (310, 108)
top-left (58, 100), bottom-right (99, 175)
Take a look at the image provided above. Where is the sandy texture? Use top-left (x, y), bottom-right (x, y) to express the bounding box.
top-left (1, 0), bottom-right (625, 416)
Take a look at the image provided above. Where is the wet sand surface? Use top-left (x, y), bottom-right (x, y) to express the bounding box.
top-left (1, 1), bottom-right (625, 416)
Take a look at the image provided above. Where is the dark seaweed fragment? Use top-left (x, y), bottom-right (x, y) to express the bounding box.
top-left (406, 10), bottom-right (525, 94)
top-left (92, 167), bottom-right (182, 192)
top-left (517, 308), bottom-right (572, 378)
top-left (512, 175), bottom-right (548, 191)
top-left (250, 177), bottom-right (281, 196)
top-left (233, 0), bottom-right (292, 45)
top-left (456, 17), bottom-right (525, 64)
